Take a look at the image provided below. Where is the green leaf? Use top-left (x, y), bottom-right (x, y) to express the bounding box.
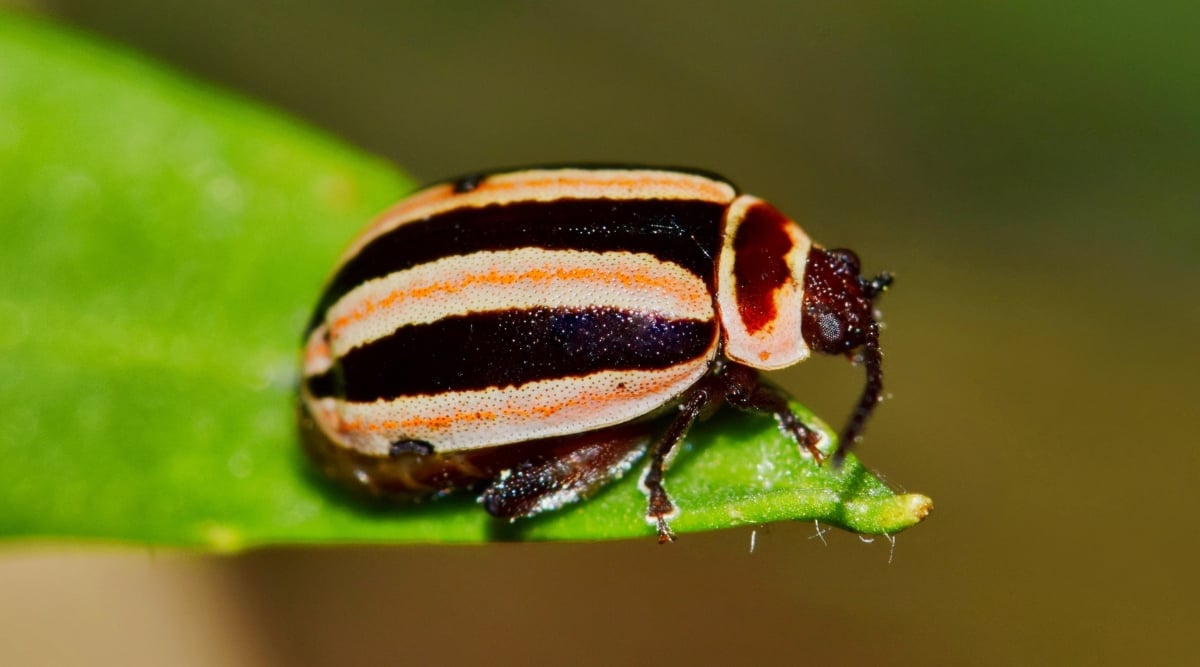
top-left (0, 13), bottom-right (931, 551)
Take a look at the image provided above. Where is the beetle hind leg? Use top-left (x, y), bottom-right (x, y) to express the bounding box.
top-left (480, 422), bottom-right (654, 522)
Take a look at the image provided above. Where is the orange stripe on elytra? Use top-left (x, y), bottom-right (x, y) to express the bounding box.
top-left (304, 338), bottom-right (331, 366)
top-left (338, 364), bottom-right (701, 436)
top-left (330, 264), bottom-right (706, 337)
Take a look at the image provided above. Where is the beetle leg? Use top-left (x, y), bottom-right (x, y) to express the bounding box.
top-left (639, 381), bottom-right (721, 543)
top-left (480, 422), bottom-right (654, 522)
top-left (721, 363), bottom-right (825, 464)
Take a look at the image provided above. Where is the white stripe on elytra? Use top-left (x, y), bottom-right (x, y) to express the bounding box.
top-left (303, 324), bottom-right (333, 377)
top-left (325, 248), bottom-right (715, 357)
top-left (327, 361), bottom-right (714, 455)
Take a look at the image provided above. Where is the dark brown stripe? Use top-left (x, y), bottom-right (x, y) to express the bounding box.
top-left (306, 198), bottom-right (726, 333)
top-left (304, 368), bottom-right (337, 399)
top-left (334, 306), bottom-right (717, 402)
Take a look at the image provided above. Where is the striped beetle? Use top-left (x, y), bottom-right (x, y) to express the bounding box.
top-left (299, 166), bottom-right (892, 541)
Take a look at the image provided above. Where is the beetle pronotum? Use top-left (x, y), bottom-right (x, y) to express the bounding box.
top-left (299, 166), bottom-right (892, 541)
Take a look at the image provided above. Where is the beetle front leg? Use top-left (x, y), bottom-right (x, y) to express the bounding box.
top-left (721, 363), bottom-right (825, 464)
top-left (639, 382), bottom-right (720, 543)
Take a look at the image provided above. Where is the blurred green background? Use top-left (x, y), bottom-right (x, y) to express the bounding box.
top-left (1, 1), bottom-right (1197, 665)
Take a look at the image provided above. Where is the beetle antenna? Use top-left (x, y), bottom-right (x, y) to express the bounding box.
top-left (863, 271), bottom-right (893, 299)
top-left (834, 320), bottom-right (883, 467)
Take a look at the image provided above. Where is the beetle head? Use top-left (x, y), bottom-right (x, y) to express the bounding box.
top-left (801, 247), bottom-right (892, 464)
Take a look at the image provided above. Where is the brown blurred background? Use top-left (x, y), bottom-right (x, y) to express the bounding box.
top-left (2, 1), bottom-right (1198, 665)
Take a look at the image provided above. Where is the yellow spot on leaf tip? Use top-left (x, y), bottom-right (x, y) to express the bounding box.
top-left (907, 493), bottom-right (934, 521)
top-left (877, 493), bottom-right (934, 531)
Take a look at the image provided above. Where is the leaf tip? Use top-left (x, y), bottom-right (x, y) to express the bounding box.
top-left (886, 492), bottom-right (934, 529)
top-left (843, 492), bottom-right (934, 535)
top-left (908, 493), bottom-right (935, 521)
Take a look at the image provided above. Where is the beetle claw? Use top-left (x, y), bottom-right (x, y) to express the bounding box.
top-left (655, 516), bottom-right (677, 544)
top-left (801, 431), bottom-right (826, 466)
top-left (644, 483), bottom-right (680, 543)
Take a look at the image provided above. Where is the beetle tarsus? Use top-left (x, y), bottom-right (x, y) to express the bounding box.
top-left (643, 466), bottom-right (680, 543)
top-left (643, 468), bottom-right (679, 543)
top-left (644, 479), bottom-right (679, 543)
top-left (797, 427), bottom-right (825, 465)
top-left (655, 516), bottom-right (677, 544)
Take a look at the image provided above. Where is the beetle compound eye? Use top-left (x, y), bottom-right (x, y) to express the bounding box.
top-left (818, 311), bottom-right (843, 344)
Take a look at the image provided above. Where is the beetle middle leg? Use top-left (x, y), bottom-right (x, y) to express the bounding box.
top-left (639, 378), bottom-right (724, 543)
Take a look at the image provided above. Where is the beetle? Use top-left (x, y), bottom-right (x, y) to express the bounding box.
top-left (299, 166), bottom-right (892, 542)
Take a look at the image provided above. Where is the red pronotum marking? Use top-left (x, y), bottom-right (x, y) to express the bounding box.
top-left (732, 201), bottom-right (794, 335)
